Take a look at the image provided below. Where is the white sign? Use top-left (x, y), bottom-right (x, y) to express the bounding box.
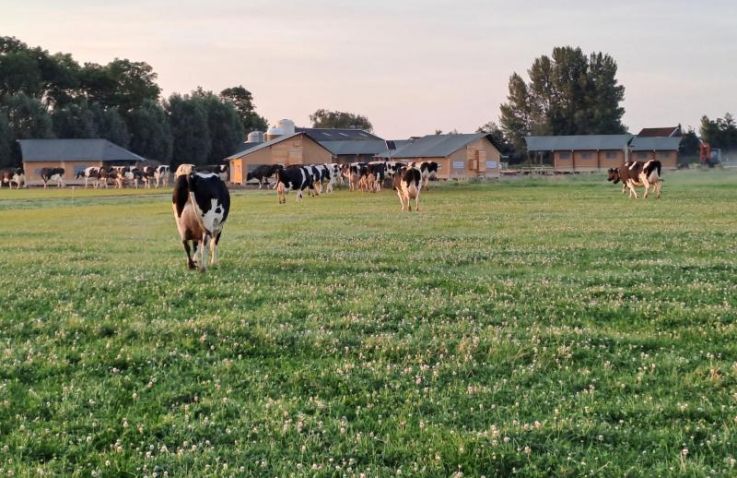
top-left (485, 160), bottom-right (498, 169)
top-left (453, 160), bottom-right (465, 169)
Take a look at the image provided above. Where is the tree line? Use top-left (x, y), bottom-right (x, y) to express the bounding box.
top-left (0, 36), bottom-right (268, 168)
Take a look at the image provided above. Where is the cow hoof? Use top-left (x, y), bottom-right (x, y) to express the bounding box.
top-left (187, 261), bottom-right (196, 270)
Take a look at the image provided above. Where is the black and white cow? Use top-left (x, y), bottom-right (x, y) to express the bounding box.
top-left (1, 168), bottom-right (25, 189)
top-left (76, 167), bottom-right (101, 188)
top-left (275, 166), bottom-right (317, 203)
top-left (247, 164), bottom-right (282, 189)
top-left (199, 164), bottom-right (229, 183)
top-left (154, 165), bottom-right (171, 188)
top-left (172, 170), bottom-right (230, 271)
top-left (341, 162), bottom-right (368, 192)
top-left (39, 168), bottom-right (65, 188)
top-left (366, 162), bottom-right (387, 192)
top-left (317, 163), bottom-right (341, 193)
top-left (393, 165), bottom-right (423, 211)
top-left (409, 161), bottom-right (440, 190)
top-left (607, 160), bottom-right (662, 199)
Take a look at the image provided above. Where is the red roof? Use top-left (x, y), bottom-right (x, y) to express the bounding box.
top-left (637, 127), bottom-right (681, 137)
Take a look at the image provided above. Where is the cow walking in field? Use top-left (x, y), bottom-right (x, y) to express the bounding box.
top-left (393, 165), bottom-right (423, 211)
top-left (275, 165), bottom-right (317, 203)
top-left (39, 168), bottom-right (65, 188)
top-left (607, 160), bottom-right (662, 199)
top-left (76, 167), bottom-right (101, 188)
top-left (409, 161), bottom-right (439, 190)
top-left (247, 164), bottom-right (282, 189)
top-left (172, 168), bottom-right (230, 271)
top-left (154, 165), bottom-right (171, 188)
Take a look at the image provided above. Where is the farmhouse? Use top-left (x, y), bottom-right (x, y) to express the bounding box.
top-left (226, 132), bottom-right (334, 185)
top-left (18, 139), bottom-right (145, 184)
top-left (379, 133), bottom-right (503, 179)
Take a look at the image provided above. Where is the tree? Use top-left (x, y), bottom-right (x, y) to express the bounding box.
top-left (309, 109), bottom-right (373, 131)
top-left (500, 46), bottom-right (626, 153)
top-left (700, 113), bottom-right (737, 150)
top-left (220, 86), bottom-right (268, 134)
top-left (92, 105), bottom-right (130, 147)
top-left (0, 110), bottom-right (12, 167)
top-left (3, 93), bottom-right (54, 140)
top-left (80, 59), bottom-right (160, 112)
top-left (678, 127), bottom-right (700, 163)
top-left (51, 101), bottom-right (97, 138)
top-left (127, 99), bottom-right (172, 163)
top-left (194, 88), bottom-right (244, 163)
top-left (165, 94), bottom-right (210, 167)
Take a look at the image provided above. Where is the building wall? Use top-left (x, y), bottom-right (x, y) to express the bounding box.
top-left (598, 150), bottom-right (626, 169)
top-left (656, 151), bottom-right (678, 169)
top-left (554, 151), bottom-right (574, 170)
top-left (23, 160), bottom-right (103, 182)
top-left (573, 150), bottom-right (598, 170)
top-left (397, 138), bottom-right (501, 180)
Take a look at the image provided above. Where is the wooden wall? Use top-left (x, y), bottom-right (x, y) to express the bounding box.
top-left (23, 161), bottom-right (103, 182)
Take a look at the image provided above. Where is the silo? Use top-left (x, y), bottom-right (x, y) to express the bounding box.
top-left (265, 127), bottom-right (284, 142)
top-left (247, 131), bottom-right (264, 143)
top-left (277, 119), bottom-right (296, 135)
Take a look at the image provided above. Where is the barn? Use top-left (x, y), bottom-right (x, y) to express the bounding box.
top-left (18, 139), bottom-right (145, 184)
top-left (226, 132), bottom-right (334, 185)
top-left (525, 135), bottom-right (633, 172)
top-left (378, 133), bottom-right (502, 179)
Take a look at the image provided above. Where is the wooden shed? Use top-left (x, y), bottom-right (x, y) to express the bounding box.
top-left (526, 135), bottom-right (633, 172)
top-left (226, 132), bottom-right (334, 185)
top-left (378, 133), bottom-right (502, 179)
top-left (17, 139), bottom-right (145, 184)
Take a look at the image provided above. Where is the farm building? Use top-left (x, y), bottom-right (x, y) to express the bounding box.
top-left (295, 127), bottom-right (389, 163)
top-left (18, 139), bottom-right (145, 183)
top-left (226, 132), bottom-right (334, 185)
top-left (629, 136), bottom-right (681, 169)
top-left (526, 132), bottom-right (681, 171)
top-left (526, 135), bottom-right (632, 171)
top-left (378, 133), bottom-right (503, 179)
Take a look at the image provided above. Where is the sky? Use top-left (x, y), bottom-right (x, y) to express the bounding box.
top-left (2, 0), bottom-right (736, 139)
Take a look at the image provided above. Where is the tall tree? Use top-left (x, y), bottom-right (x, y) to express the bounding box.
top-left (127, 99), bottom-right (172, 163)
top-left (3, 93), bottom-right (54, 140)
top-left (309, 109), bottom-right (373, 131)
top-left (0, 110), bottom-right (12, 167)
top-left (477, 121), bottom-right (514, 158)
top-left (165, 94), bottom-right (210, 167)
top-left (92, 105), bottom-right (130, 147)
top-left (80, 59), bottom-right (160, 112)
top-left (194, 88), bottom-right (244, 163)
top-left (219, 86), bottom-right (268, 134)
top-left (700, 113), bottom-right (737, 149)
top-left (51, 101), bottom-right (97, 138)
top-left (500, 46), bottom-right (626, 153)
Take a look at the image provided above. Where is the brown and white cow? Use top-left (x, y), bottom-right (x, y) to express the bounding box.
top-left (0, 168), bottom-right (25, 189)
top-left (607, 160), bottom-right (662, 199)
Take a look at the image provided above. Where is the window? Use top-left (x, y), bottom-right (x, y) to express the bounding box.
top-left (580, 151), bottom-right (591, 159)
top-left (559, 151), bottom-right (571, 160)
top-left (606, 151), bottom-right (617, 159)
top-left (637, 152), bottom-right (648, 160)
top-left (486, 160), bottom-right (498, 169)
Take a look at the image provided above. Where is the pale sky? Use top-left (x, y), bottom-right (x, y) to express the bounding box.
top-left (2, 0), bottom-right (736, 139)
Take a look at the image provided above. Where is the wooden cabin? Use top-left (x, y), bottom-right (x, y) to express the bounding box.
top-left (526, 135), bottom-right (633, 172)
top-left (629, 136), bottom-right (681, 169)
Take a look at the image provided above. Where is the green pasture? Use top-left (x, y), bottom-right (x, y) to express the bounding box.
top-left (1, 171), bottom-right (736, 477)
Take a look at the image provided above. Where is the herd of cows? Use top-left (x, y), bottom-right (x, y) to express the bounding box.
top-left (1, 158), bottom-right (664, 272)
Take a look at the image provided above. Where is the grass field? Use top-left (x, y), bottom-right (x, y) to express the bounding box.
top-left (1, 171), bottom-right (737, 477)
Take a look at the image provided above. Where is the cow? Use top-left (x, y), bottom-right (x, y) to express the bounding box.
top-left (97, 168), bottom-right (111, 188)
top-left (172, 170), bottom-right (230, 271)
top-left (318, 163), bottom-right (342, 193)
top-left (607, 160), bottom-right (662, 199)
top-left (246, 164), bottom-right (282, 189)
top-left (76, 167), bottom-right (101, 188)
top-left (365, 162), bottom-right (387, 192)
top-left (393, 165), bottom-right (423, 211)
top-left (409, 161), bottom-right (440, 190)
top-left (198, 164), bottom-right (229, 183)
top-left (154, 165), bottom-right (171, 188)
top-left (1, 168), bottom-right (25, 189)
top-left (39, 168), bottom-right (65, 188)
top-left (341, 162), bottom-right (368, 192)
top-left (139, 166), bottom-right (157, 188)
top-left (275, 165), bottom-right (317, 203)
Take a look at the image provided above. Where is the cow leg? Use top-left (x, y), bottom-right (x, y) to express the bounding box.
top-left (210, 231), bottom-right (221, 266)
top-left (182, 240), bottom-right (196, 269)
top-left (198, 235), bottom-right (209, 272)
top-left (415, 194), bottom-right (420, 212)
